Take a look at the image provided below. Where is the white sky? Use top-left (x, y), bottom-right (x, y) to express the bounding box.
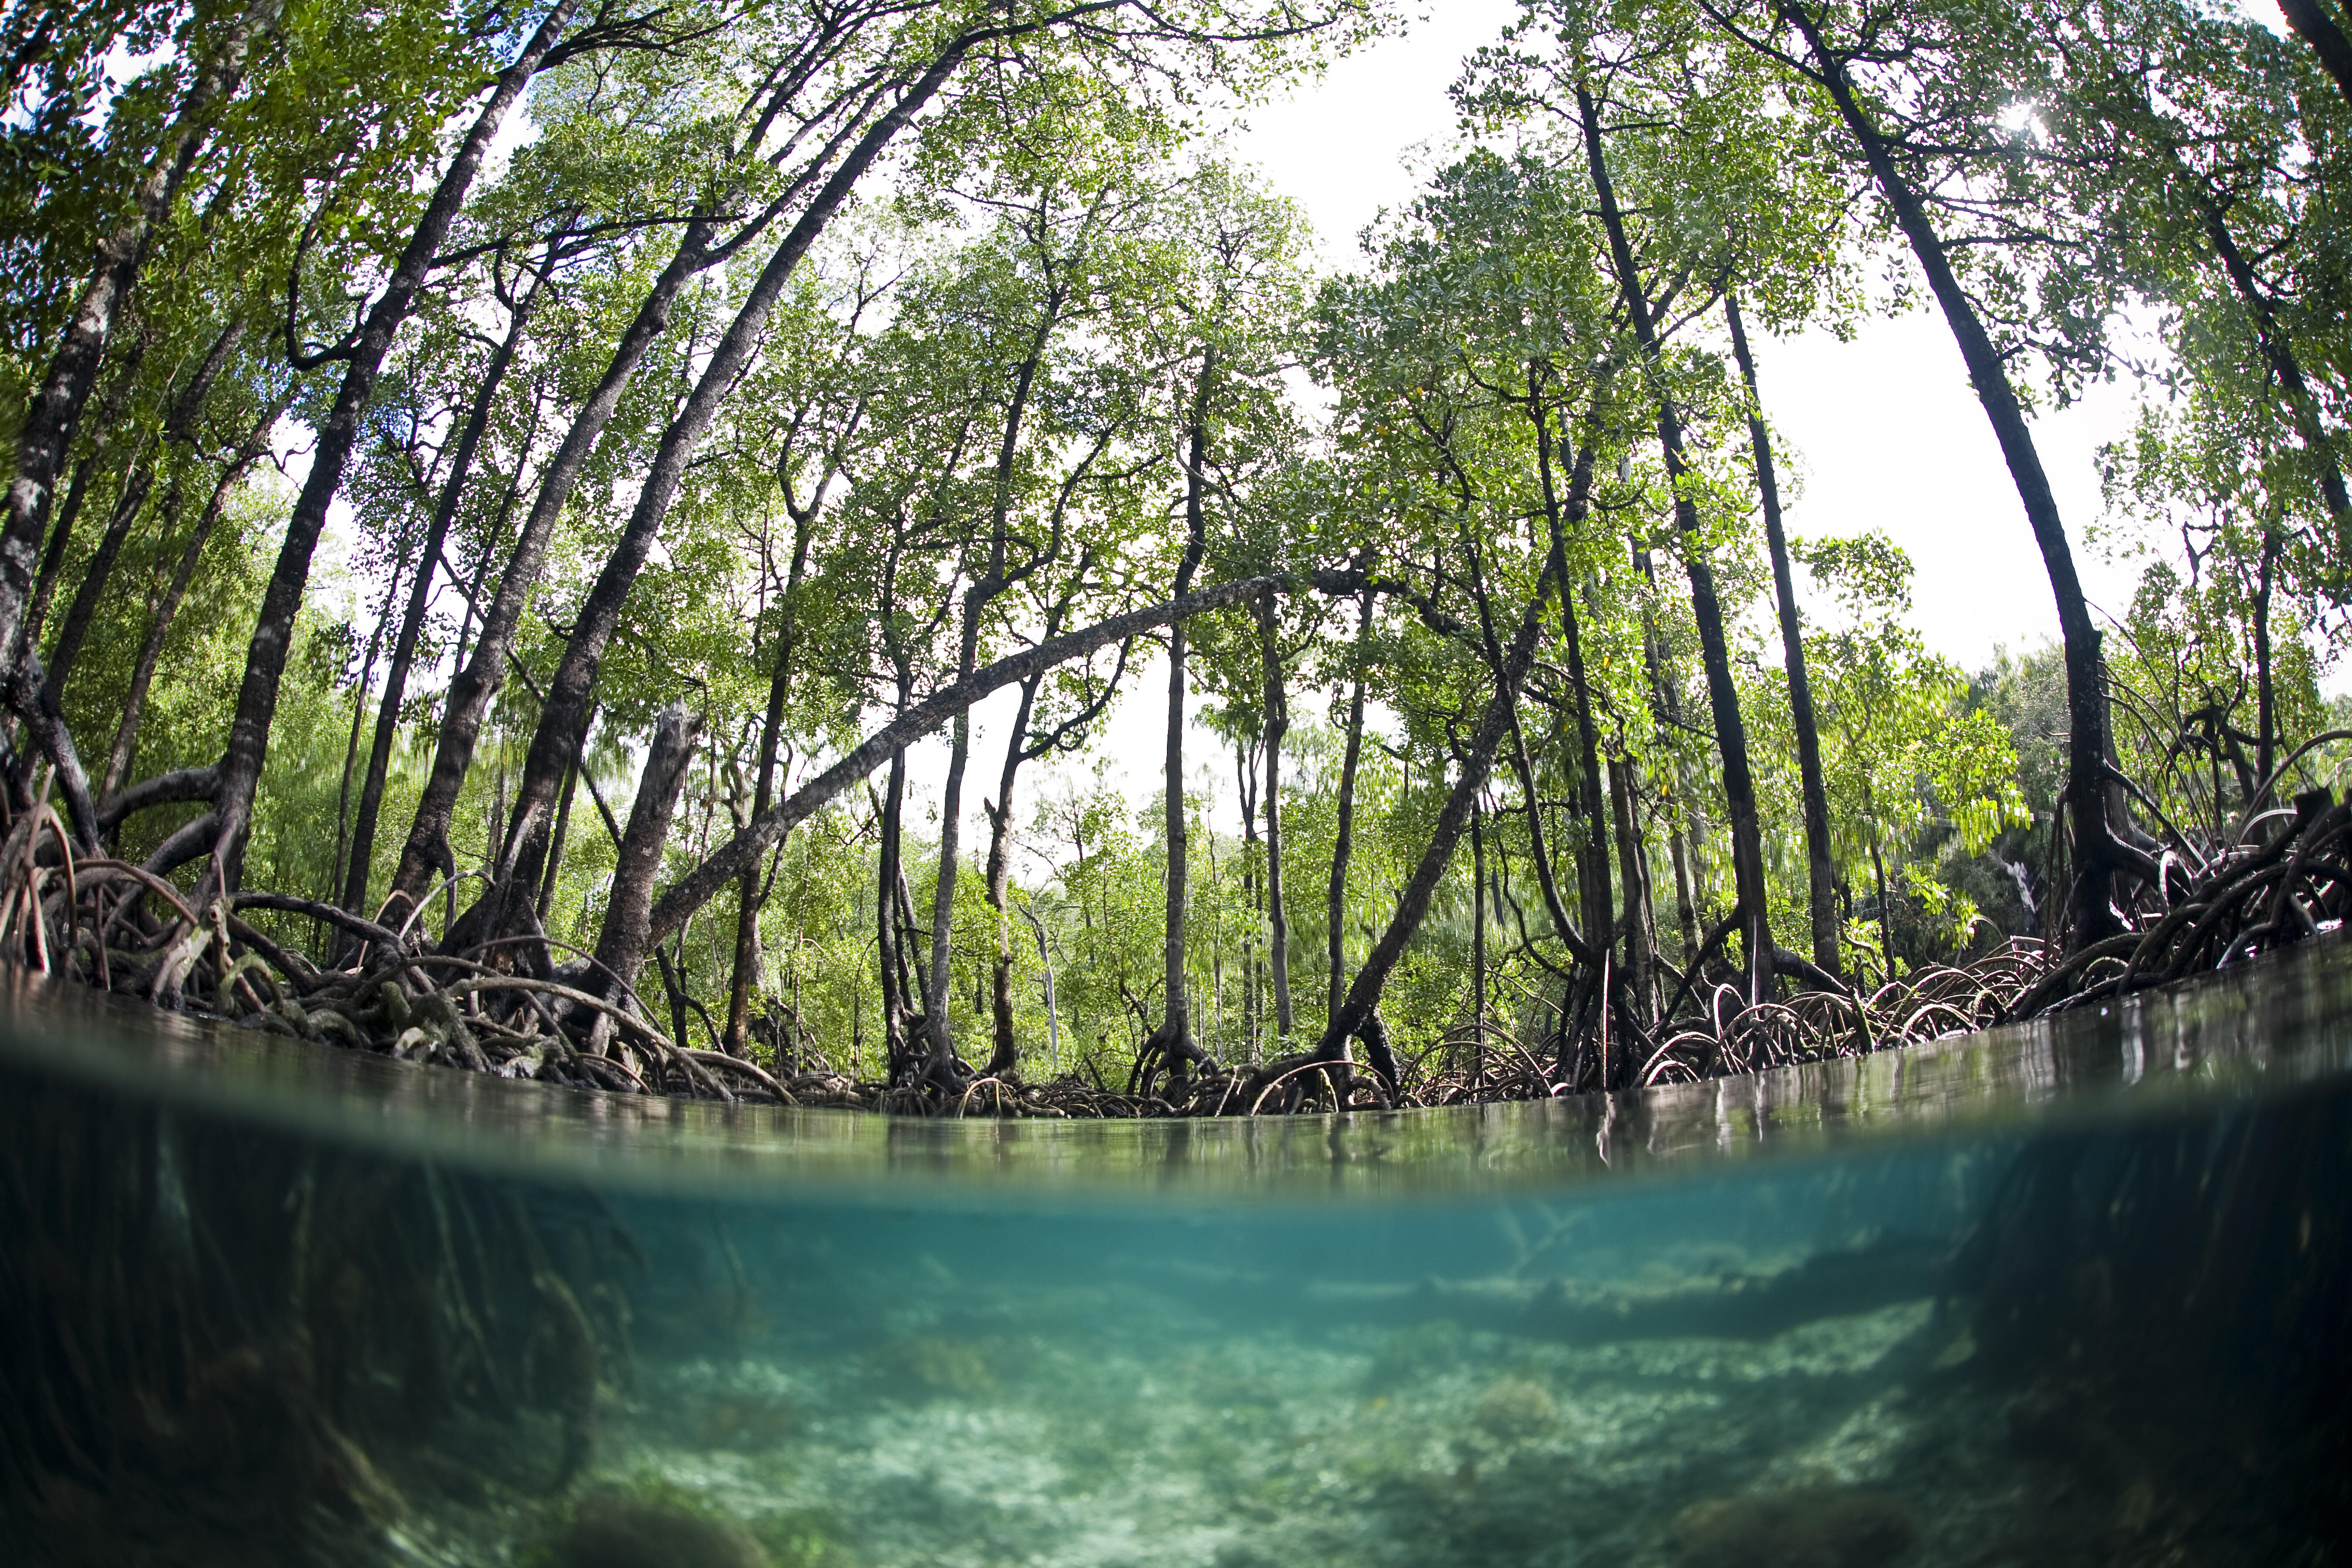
top-left (1224, 0), bottom-right (2150, 671)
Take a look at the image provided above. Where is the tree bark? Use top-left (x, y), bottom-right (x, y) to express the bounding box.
top-left (200, 0), bottom-right (578, 898)
top-left (590, 703), bottom-right (702, 1005)
top-left (1779, 0), bottom-right (2125, 945)
top-left (1238, 725), bottom-right (1261, 1058)
top-left (980, 672), bottom-right (1041, 1077)
top-left (875, 752), bottom-right (912, 1075)
top-left (1513, 416), bottom-right (1606, 972)
top-left (479, 35), bottom-right (1010, 960)
top-left (1144, 346), bottom-right (1215, 1091)
top-left (341, 232), bottom-right (554, 920)
top-left (923, 288), bottom-right (1063, 1077)
top-left (1257, 590), bottom-right (1292, 1044)
top-left (1607, 753), bottom-right (1656, 1028)
top-left (2281, 0), bottom-right (2352, 107)
top-left (41, 458), bottom-right (154, 701)
top-left (0, 0), bottom-right (281, 675)
top-left (27, 457), bottom-right (101, 660)
top-left (331, 558), bottom-right (406, 922)
top-left (723, 497), bottom-right (825, 1052)
top-left (1726, 291), bottom-right (1838, 977)
top-left (385, 217), bottom-right (722, 921)
top-left (2255, 523), bottom-right (2279, 790)
top-left (1326, 591), bottom-right (1371, 1021)
top-left (1579, 78), bottom-right (1774, 997)
top-left (1315, 555), bottom-right (1557, 1060)
top-left (539, 754), bottom-right (578, 922)
top-left (45, 318), bottom-right (243, 709)
top-left (101, 405), bottom-right (276, 801)
top-left (1469, 794), bottom-right (1487, 1050)
top-left (2185, 183), bottom-right (2351, 533)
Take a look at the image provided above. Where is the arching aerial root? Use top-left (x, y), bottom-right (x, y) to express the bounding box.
top-left (10, 788), bottom-right (2346, 1118)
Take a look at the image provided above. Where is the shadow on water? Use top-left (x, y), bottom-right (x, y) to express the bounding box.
top-left (2, 936), bottom-right (2351, 1565)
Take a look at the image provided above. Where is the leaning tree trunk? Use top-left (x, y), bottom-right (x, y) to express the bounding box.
top-left (26, 456), bottom-right (97, 657)
top-left (2183, 178), bottom-right (2351, 534)
top-left (392, 11), bottom-right (1060, 925)
top-left (1727, 292), bottom-right (1839, 977)
top-left (41, 318), bottom-right (242, 713)
top-left (1782, 0), bottom-right (2127, 945)
top-left (101, 404), bottom-right (276, 801)
top-left (341, 233), bottom-right (554, 922)
top-left (384, 215), bottom-right (722, 922)
top-left (1315, 545), bottom-right (1558, 1061)
top-left (41, 459), bottom-right (155, 700)
top-left (590, 703), bottom-right (703, 1013)
top-left (195, 0), bottom-right (578, 897)
top-left (2280, 0), bottom-right (2352, 107)
top-left (0, 0), bottom-right (281, 678)
top-left (1579, 80), bottom-right (1774, 997)
top-left (1257, 589), bottom-right (1293, 1044)
top-left (474, 37), bottom-right (1004, 962)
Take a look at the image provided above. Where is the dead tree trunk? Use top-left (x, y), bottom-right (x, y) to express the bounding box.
top-left (644, 568), bottom-right (1373, 950)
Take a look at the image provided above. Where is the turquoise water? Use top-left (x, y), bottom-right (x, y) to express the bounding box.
top-left (4, 941), bottom-right (2352, 1567)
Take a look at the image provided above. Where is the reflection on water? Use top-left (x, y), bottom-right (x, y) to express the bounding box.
top-left (2, 939), bottom-right (2350, 1565)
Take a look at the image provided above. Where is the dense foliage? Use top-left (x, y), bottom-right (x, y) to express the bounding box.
top-left (3, 0), bottom-right (2349, 1106)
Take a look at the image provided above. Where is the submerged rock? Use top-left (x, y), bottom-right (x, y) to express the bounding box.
top-left (1669, 1486), bottom-right (1915, 1568)
top-left (555, 1496), bottom-right (770, 1568)
top-left (1472, 1376), bottom-right (1557, 1443)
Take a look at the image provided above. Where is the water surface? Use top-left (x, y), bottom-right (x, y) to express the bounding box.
top-left (3, 940), bottom-right (2348, 1566)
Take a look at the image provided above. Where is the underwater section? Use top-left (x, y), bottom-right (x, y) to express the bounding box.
top-left (2, 938), bottom-right (2350, 1565)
